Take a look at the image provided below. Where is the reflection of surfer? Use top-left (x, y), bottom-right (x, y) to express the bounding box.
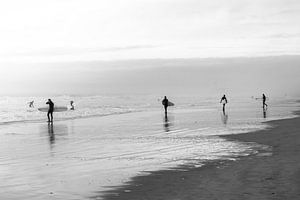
top-left (221, 112), bottom-right (229, 124)
top-left (46, 99), bottom-right (54, 122)
top-left (162, 96), bottom-right (169, 115)
top-left (48, 122), bottom-right (55, 144)
top-left (262, 94), bottom-right (268, 109)
top-left (28, 100), bottom-right (34, 108)
top-left (263, 108), bottom-right (266, 118)
top-left (70, 101), bottom-right (75, 110)
top-left (164, 115), bottom-right (170, 132)
top-left (220, 95), bottom-right (228, 112)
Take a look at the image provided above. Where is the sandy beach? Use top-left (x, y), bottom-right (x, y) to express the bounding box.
top-left (101, 111), bottom-right (300, 200)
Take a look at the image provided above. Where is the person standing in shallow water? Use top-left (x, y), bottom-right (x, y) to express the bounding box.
top-left (262, 93), bottom-right (268, 109)
top-left (46, 99), bottom-right (54, 122)
top-left (220, 94), bottom-right (228, 113)
top-left (28, 100), bottom-right (34, 108)
top-left (162, 96), bottom-right (169, 115)
top-left (70, 100), bottom-right (75, 110)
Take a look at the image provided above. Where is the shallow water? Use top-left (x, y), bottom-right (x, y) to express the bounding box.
top-left (0, 95), bottom-right (299, 199)
top-left (0, 95), bottom-right (297, 124)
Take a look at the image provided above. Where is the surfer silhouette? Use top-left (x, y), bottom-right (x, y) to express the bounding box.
top-left (46, 99), bottom-right (54, 122)
top-left (70, 100), bottom-right (75, 110)
top-left (220, 95), bottom-right (228, 112)
top-left (262, 94), bottom-right (268, 109)
top-left (28, 100), bottom-right (34, 108)
top-left (162, 96), bottom-right (169, 115)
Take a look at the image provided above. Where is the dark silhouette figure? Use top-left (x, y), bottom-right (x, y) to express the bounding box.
top-left (70, 101), bottom-right (75, 110)
top-left (46, 99), bottom-right (54, 122)
top-left (162, 96), bottom-right (169, 115)
top-left (220, 95), bottom-right (228, 112)
top-left (262, 94), bottom-right (268, 109)
top-left (28, 100), bottom-right (34, 108)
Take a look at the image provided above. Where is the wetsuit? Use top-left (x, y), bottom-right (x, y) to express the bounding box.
top-left (46, 101), bottom-right (54, 122)
top-left (263, 95), bottom-right (268, 109)
top-left (162, 98), bottom-right (169, 114)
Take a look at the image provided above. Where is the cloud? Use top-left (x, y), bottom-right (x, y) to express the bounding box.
top-left (0, 0), bottom-right (300, 62)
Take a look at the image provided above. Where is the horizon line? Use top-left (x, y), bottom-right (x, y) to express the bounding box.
top-left (1, 53), bottom-right (300, 65)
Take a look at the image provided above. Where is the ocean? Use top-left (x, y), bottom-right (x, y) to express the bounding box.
top-left (0, 95), bottom-right (297, 124)
top-left (0, 95), bottom-right (299, 199)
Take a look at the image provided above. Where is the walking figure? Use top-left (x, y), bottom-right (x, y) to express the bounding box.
top-left (162, 96), bottom-right (169, 115)
top-left (220, 94), bottom-right (228, 113)
top-left (46, 99), bottom-right (54, 122)
top-left (262, 94), bottom-right (268, 109)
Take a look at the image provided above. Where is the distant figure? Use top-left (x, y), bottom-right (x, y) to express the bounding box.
top-left (220, 95), bottom-right (228, 112)
top-left (262, 94), bottom-right (268, 109)
top-left (70, 101), bottom-right (75, 110)
top-left (162, 96), bottom-right (169, 115)
top-left (28, 100), bottom-right (34, 108)
top-left (46, 99), bottom-right (54, 122)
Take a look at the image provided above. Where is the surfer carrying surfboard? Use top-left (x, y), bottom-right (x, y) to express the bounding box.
top-left (162, 96), bottom-right (169, 115)
top-left (46, 99), bottom-right (54, 122)
top-left (220, 94), bottom-right (228, 113)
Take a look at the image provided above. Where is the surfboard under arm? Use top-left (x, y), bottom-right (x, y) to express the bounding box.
top-left (38, 106), bottom-right (68, 112)
top-left (168, 101), bottom-right (175, 106)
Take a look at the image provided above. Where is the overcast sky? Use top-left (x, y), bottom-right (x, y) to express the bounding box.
top-left (0, 1), bottom-right (300, 96)
top-left (0, 0), bottom-right (300, 63)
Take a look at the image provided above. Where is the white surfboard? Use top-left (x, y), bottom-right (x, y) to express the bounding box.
top-left (38, 106), bottom-right (68, 112)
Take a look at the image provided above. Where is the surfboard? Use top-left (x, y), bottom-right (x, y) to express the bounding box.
top-left (38, 106), bottom-right (68, 112)
top-left (220, 99), bottom-right (227, 104)
top-left (168, 101), bottom-right (175, 106)
top-left (255, 97), bottom-right (269, 100)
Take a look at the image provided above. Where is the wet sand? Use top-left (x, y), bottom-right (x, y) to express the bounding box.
top-left (102, 111), bottom-right (300, 200)
top-left (1, 109), bottom-right (259, 200)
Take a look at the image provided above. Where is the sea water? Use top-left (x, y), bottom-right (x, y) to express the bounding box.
top-left (0, 95), bottom-right (299, 199)
top-left (0, 95), bottom-right (297, 124)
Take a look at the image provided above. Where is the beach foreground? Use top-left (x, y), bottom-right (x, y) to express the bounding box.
top-left (102, 111), bottom-right (300, 200)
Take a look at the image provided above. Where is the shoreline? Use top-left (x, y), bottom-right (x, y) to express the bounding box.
top-left (101, 110), bottom-right (300, 200)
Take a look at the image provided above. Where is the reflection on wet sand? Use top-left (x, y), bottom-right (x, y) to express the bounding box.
top-left (263, 108), bottom-right (267, 118)
top-left (48, 122), bottom-right (55, 144)
top-left (40, 123), bottom-right (69, 146)
top-left (163, 114), bottom-right (174, 132)
top-left (221, 111), bottom-right (229, 125)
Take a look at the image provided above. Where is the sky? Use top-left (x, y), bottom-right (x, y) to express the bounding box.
top-left (0, 0), bottom-right (300, 63)
top-left (0, 0), bottom-right (300, 96)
